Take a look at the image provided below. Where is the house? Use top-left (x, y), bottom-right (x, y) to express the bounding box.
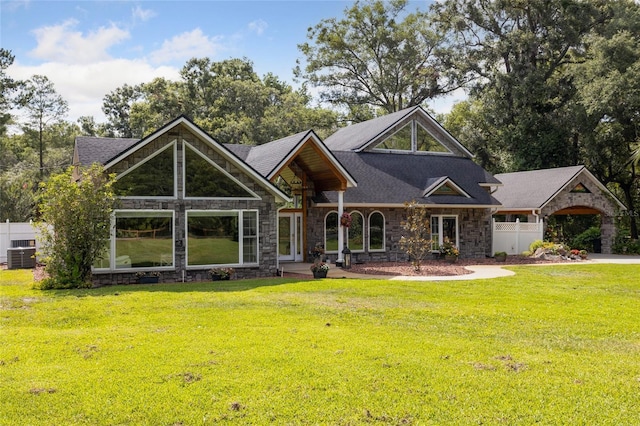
top-left (73, 106), bottom-right (620, 284)
top-left (492, 166), bottom-right (626, 254)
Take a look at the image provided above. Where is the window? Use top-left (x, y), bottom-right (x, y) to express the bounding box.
top-left (184, 143), bottom-right (257, 199)
top-left (113, 143), bottom-right (175, 197)
top-left (347, 211), bottom-right (364, 252)
top-left (114, 210), bottom-right (174, 269)
top-left (368, 211), bottom-right (385, 251)
top-left (186, 210), bottom-right (258, 267)
top-left (431, 215), bottom-right (458, 251)
top-left (373, 121), bottom-right (451, 154)
top-left (324, 211), bottom-right (339, 253)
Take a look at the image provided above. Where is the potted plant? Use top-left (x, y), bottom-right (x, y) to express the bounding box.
top-left (494, 251), bottom-right (507, 262)
top-left (440, 239), bottom-right (460, 263)
top-left (310, 261), bottom-right (330, 278)
top-left (208, 267), bottom-right (234, 281)
top-left (310, 244), bottom-right (325, 261)
top-left (135, 271), bottom-right (160, 284)
top-left (579, 249), bottom-right (588, 260)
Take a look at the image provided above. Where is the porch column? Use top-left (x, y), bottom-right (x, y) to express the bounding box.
top-left (337, 190), bottom-right (344, 264)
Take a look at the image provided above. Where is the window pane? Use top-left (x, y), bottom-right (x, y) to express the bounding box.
top-left (115, 214), bottom-right (173, 268)
top-left (431, 216), bottom-right (440, 250)
top-left (347, 212), bottom-right (364, 251)
top-left (416, 123), bottom-right (448, 152)
top-left (113, 147), bottom-right (174, 197)
top-left (369, 212), bottom-right (384, 250)
top-left (375, 124), bottom-right (411, 150)
top-left (185, 145), bottom-right (253, 198)
top-left (443, 217), bottom-right (457, 243)
top-left (243, 212), bottom-right (258, 263)
top-left (325, 212), bottom-right (338, 252)
top-left (187, 213), bottom-right (239, 265)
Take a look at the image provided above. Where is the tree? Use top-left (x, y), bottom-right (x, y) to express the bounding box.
top-left (18, 75), bottom-right (69, 178)
top-left (297, 0), bottom-right (461, 117)
top-left (572, 0), bottom-right (640, 238)
top-left (399, 200), bottom-right (432, 272)
top-left (35, 164), bottom-right (116, 288)
top-left (0, 48), bottom-right (21, 137)
top-left (102, 83), bottom-right (142, 138)
top-left (433, 0), bottom-right (610, 171)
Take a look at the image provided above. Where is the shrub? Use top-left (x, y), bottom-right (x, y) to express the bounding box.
top-left (571, 227), bottom-right (601, 252)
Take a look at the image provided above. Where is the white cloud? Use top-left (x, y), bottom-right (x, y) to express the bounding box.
top-left (248, 19), bottom-right (268, 36)
top-left (29, 19), bottom-right (129, 64)
top-left (9, 59), bottom-right (180, 123)
top-left (132, 5), bottom-right (156, 23)
top-left (148, 28), bottom-right (223, 64)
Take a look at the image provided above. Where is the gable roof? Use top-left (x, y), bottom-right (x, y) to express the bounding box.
top-left (241, 130), bottom-right (357, 191)
top-left (323, 105), bottom-right (473, 157)
top-left (75, 115), bottom-right (290, 203)
top-left (319, 151), bottom-right (501, 207)
top-left (493, 165), bottom-right (626, 211)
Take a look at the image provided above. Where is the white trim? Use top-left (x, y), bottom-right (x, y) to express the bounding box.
top-left (367, 210), bottom-right (386, 252)
top-left (183, 141), bottom-right (261, 200)
top-left (93, 209), bottom-right (176, 272)
top-left (266, 131), bottom-right (357, 189)
top-left (315, 202), bottom-right (500, 209)
top-left (114, 140), bottom-right (177, 200)
top-left (184, 209), bottom-right (260, 269)
top-left (423, 177), bottom-right (471, 198)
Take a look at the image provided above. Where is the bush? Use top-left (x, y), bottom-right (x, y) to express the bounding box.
top-left (571, 227), bottom-right (601, 252)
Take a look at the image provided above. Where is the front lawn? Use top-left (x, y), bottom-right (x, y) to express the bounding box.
top-left (1, 265), bottom-right (639, 424)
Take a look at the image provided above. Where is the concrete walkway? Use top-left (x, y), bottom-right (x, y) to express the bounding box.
top-left (281, 254), bottom-right (640, 282)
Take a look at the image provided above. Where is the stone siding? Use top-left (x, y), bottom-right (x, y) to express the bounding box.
top-left (307, 205), bottom-right (493, 263)
top-left (541, 172), bottom-right (621, 254)
top-left (92, 125), bottom-right (280, 286)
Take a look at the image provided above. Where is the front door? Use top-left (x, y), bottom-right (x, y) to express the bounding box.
top-left (278, 212), bottom-right (303, 261)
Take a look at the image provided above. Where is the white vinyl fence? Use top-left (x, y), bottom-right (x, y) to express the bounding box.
top-left (492, 219), bottom-right (544, 255)
top-left (0, 220), bottom-right (40, 264)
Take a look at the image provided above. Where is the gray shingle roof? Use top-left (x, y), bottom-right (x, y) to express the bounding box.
top-left (321, 151), bottom-right (501, 206)
top-left (74, 136), bottom-right (140, 166)
top-left (244, 130), bottom-right (312, 177)
top-left (493, 165), bottom-right (585, 209)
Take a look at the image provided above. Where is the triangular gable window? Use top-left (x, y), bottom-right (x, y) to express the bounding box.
top-left (113, 143), bottom-right (175, 197)
top-left (416, 123), bottom-right (449, 153)
top-left (570, 183), bottom-right (591, 193)
top-left (375, 123), bottom-right (411, 150)
top-left (184, 143), bottom-right (258, 199)
top-left (373, 120), bottom-right (451, 153)
top-left (423, 178), bottom-right (470, 198)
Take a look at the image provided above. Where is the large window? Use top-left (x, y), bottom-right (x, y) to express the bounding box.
top-left (324, 211), bottom-right (339, 253)
top-left (184, 143), bottom-right (257, 199)
top-left (347, 211), bottom-right (364, 252)
top-left (374, 121), bottom-right (451, 154)
top-left (368, 211), bottom-right (385, 251)
top-left (115, 211), bottom-right (174, 269)
top-left (186, 210), bottom-right (258, 267)
top-left (113, 143), bottom-right (175, 198)
top-left (431, 215), bottom-right (458, 251)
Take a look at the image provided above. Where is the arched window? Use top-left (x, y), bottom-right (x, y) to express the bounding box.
top-left (368, 211), bottom-right (385, 251)
top-left (324, 211), bottom-right (339, 253)
top-left (347, 211), bottom-right (364, 252)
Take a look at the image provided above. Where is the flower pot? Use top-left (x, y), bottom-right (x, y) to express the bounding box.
top-left (444, 255), bottom-right (458, 264)
top-left (313, 270), bottom-right (328, 278)
top-left (138, 276), bottom-right (159, 284)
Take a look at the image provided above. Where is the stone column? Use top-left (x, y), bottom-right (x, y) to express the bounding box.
top-left (600, 214), bottom-right (614, 254)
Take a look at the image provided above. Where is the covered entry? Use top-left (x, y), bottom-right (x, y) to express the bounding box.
top-left (239, 130), bottom-right (357, 263)
top-left (493, 166), bottom-right (626, 254)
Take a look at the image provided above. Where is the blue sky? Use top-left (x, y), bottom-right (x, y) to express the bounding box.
top-left (1, 0), bottom-right (458, 123)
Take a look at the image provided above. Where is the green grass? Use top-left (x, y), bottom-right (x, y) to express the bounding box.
top-left (1, 265), bottom-right (640, 425)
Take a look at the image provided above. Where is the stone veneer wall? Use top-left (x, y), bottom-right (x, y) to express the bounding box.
top-left (306, 205), bottom-right (493, 263)
top-left (540, 172), bottom-right (621, 254)
top-left (92, 126), bottom-right (280, 286)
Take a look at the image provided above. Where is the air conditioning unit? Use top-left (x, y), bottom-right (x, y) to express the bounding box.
top-left (7, 247), bottom-right (36, 269)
